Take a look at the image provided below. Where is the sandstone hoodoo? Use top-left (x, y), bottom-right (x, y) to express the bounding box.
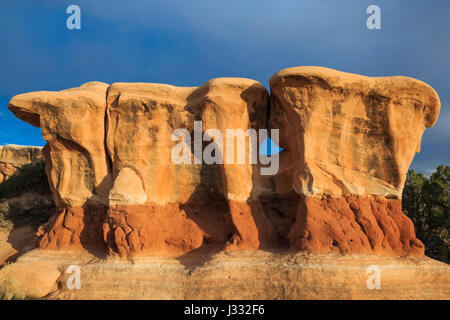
top-left (270, 67), bottom-right (440, 255)
top-left (8, 67), bottom-right (441, 259)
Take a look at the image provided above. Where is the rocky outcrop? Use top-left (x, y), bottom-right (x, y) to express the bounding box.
top-left (0, 145), bottom-right (43, 183)
top-left (9, 79), bottom-right (276, 257)
top-left (270, 67), bottom-right (440, 256)
top-left (17, 249), bottom-right (450, 300)
top-left (7, 82), bottom-right (111, 207)
top-left (270, 67), bottom-right (440, 197)
top-left (8, 67), bottom-right (441, 259)
top-left (0, 260), bottom-right (60, 298)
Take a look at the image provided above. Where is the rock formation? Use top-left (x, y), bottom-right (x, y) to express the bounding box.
top-left (19, 249), bottom-right (447, 300)
top-left (0, 145), bottom-right (43, 183)
top-left (8, 67), bottom-right (441, 259)
top-left (0, 260), bottom-right (60, 298)
top-left (270, 67), bottom-right (440, 255)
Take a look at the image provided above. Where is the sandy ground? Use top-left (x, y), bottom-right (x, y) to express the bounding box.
top-left (0, 226), bottom-right (35, 265)
top-left (0, 193), bottom-right (52, 265)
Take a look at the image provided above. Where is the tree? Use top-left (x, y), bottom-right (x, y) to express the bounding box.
top-left (403, 165), bottom-right (449, 263)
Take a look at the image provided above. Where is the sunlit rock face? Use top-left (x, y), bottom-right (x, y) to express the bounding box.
top-left (8, 82), bottom-right (112, 208)
top-left (8, 66), bottom-right (440, 258)
top-left (270, 66), bottom-right (440, 255)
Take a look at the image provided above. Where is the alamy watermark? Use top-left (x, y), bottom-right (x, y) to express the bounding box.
top-left (366, 265), bottom-right (381, 290)
top-left (171, 121), bottom-right (283, 175)
top-left (366, 5), bottom-right (381, 30)
top-left (66, 5), bottom-right (81, 30)
top-left (66, 265), bottom-right (81, 290)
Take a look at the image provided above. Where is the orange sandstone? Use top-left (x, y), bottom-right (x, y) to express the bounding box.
top-left (270, 67), bottom-right (440, 256)
top-left (8, 67), bottom-right (441, 259)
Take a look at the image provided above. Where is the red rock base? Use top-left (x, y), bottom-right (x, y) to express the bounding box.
top-left (37, 206), bottom-right (108, 256)
top-left (38, 199), bottom-right (279, 258)
top-left (37, 195), bottom-right (424, 258)
top-left (288, 195), bottom-right (424, 256)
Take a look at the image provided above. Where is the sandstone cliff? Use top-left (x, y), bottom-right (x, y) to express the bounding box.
top-left (8, 67), bottom-right (441, 259)
top-left (0, 145), bottom-right (43, 183)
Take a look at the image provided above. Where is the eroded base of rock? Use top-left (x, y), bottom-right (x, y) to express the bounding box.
top-left (289, 195), bottom-right (424, 256)
top-left (36, 195), bottom-right (424, 259)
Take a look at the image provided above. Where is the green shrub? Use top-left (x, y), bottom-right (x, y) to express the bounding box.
top-left (0, 199), bottom-right (54, 230)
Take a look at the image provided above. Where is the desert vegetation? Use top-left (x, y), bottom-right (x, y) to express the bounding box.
top-left (403, 165), bottom-right (449, 264)
top-left (0, 161), bottom-right (50, 198)
top-left (0, 266), bottom-right (26, 300)
top-left (0, 161), bottom-right (54, 234)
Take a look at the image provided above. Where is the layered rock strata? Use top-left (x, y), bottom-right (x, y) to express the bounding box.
top-left (270, 67), bottom-right (440, 255)
top-left (8, 67), bottom-right (441, 258)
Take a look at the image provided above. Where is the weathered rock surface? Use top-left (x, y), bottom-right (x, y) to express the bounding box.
top-left (8, 82), bottom-right (112, 208)
top-left (270, 67), bottom-right (440, 197)
top-left (270, 67), bottom-right (440, 256)
top-left (0, 145), bottom-right (42, 183)
top-left (8, 67), bottom-right (441, 259)
top-left (16, 249), bottom-right (450, 300)
top-left (10, 79), bottom-right (277, 257)
top-left (287, 195), bottom-right (424, 256)
top-left (0, 260), bottom-right (60, 298)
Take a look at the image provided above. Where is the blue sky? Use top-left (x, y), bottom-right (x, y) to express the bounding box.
top-left (0, 0), bottom-right (448, 172)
